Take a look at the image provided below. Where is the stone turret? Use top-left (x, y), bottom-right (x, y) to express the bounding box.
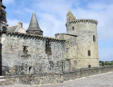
top-left (26, 13), bottom-right (43, 36)
top-left (66, 10), bottom-right (99, 69)
top-left (66, 10), bottom-right (76, 23)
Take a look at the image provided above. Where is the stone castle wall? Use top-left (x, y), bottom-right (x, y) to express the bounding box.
top-left (0, 32), bottom-right (70, 75)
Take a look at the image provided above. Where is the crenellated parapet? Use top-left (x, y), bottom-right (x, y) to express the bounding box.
top-left (69, 19), bottom-right (98, 25)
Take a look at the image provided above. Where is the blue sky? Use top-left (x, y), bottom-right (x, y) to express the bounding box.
top-left (3, 0), bottom-right (113, 61)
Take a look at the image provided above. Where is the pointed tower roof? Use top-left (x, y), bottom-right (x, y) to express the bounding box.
top-left (27, 13), bottom-right (43, 35)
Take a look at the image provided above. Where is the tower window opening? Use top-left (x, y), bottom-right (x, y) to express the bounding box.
top-left (93, 35), bottom-right (96, 42)
top-left (88, 50), bottom-right (91, 56)
top-left (72, 26), bottom-right (74, 30)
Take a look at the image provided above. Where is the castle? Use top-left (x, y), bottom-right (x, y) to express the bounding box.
top-left (0, 0), bottom-right (99, 76)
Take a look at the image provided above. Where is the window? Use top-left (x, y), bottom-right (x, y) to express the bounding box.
top-left (88, 50), bottom-right (91, 56)
top-left (93, 35), bottom-right (96, 42)
top-left (29, 66), bottom-right (32, 72)
top-left (88, 65), bottom-right (91, 68)
top-left (72, 26), bottom-right (74, 30)
top-left (49, 61), bottom-right (54, 70)
top-left (23, 46), bottom-right (28, 54)
top-left (45, 40), bottom-right (52, 55)
top-left (2, 26), bottom-right (7, 33)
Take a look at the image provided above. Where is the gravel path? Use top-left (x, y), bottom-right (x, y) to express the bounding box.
top-left (0, 72), bottom-right (113, 87)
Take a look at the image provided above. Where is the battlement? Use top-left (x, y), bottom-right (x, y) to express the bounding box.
top-left (2, 32), bottom-right (65, 42)
top-left (69, 19), bottom-right (98, 25)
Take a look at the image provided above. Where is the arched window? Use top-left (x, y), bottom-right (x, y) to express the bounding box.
top-left (88, 50), bottom-right (91, 56)
top-left (93, 35), bottom-right (96, 42)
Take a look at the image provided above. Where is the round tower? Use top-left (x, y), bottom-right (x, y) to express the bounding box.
top-left (66, 11), bottom-right (99, 68)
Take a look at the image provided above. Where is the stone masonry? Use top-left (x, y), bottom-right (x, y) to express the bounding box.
top-left (0, 1), bottom-right (99, 76)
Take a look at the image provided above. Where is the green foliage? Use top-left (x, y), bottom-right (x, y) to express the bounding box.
top-left (99, 61), bottom-right (113, 66)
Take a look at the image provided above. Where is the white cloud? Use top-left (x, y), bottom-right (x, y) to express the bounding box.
top-left (3, 0), bottom-right (15, 4)
top-left (33, 0), bottom-right (75, 37)
top-left (39, 13), bottom-right (66, 37)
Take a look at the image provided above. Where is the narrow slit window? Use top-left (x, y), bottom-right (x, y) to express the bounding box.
top-left (72, 26), bottom-right (74, 30)
top-left (93, 35), bottom-right (96, 42)
top-left (88, 50), bottom-right (91, 56)
top-left (45, 40), bottom-right (52, 55)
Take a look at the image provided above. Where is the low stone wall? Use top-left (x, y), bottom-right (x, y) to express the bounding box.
top-left (3, 74), bottom-right (63, 85)
top-left (63, 66), bottom-right (113, 81)
top-left (2, 66), bottom-right (113, 85)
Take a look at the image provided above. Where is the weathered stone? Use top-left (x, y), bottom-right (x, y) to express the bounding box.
top-left (0, 2), bottom-right (100, 85)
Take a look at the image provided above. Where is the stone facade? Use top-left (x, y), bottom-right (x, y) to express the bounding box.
top-left (1, 33), bottom-right (67, 75)
top-left (0, 1), bottom-right (99, 76)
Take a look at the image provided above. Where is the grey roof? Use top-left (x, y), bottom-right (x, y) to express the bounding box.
top-left (27, 13), bottom-right (42, 31)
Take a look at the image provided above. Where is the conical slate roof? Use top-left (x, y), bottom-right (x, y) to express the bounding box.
top-left (28, 13), bottom-right (42, 31)
top-left (27, 13), bottom-right (43, 35)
